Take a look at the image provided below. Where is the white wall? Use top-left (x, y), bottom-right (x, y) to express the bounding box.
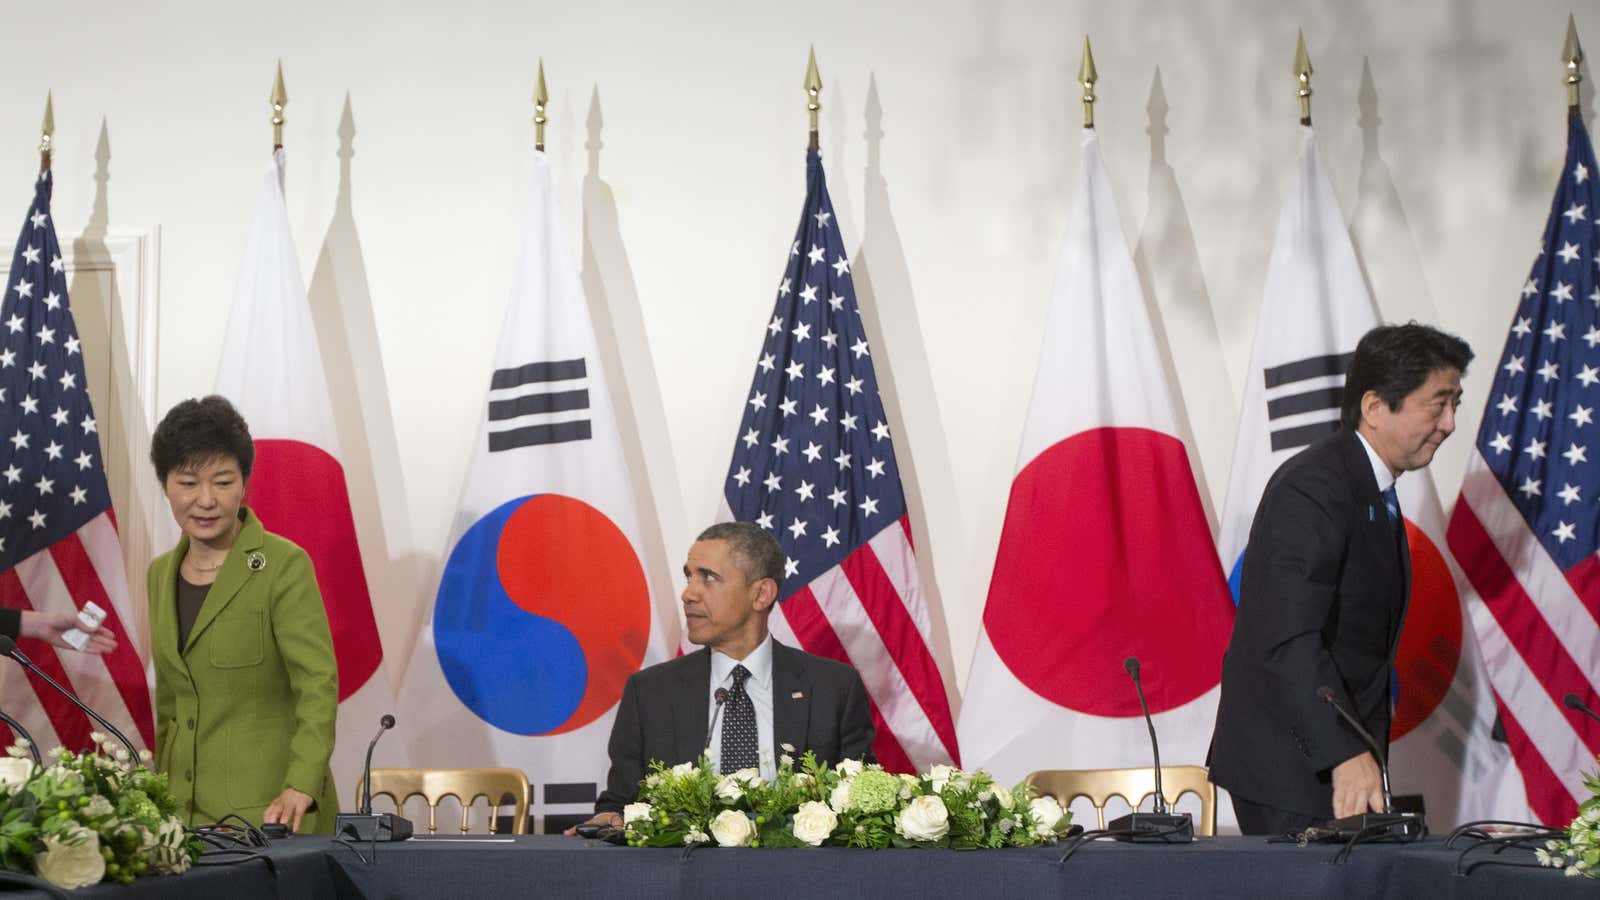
top-left (6, 0), bottom-right (1594, 706)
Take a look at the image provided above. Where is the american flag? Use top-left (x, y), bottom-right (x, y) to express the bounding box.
top-left (717, 149), bottom-right (958, 772)
top-left (1447, 110), bottom-right (1600, 825)
top-left (0, 171), bottom-right (153, 754)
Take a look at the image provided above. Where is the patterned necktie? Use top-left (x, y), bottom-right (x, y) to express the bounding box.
top-left (720, 664), bottom-right (758, 774)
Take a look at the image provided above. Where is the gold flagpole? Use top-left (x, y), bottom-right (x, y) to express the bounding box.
top-left (534, 60), bottom-right (549, 152)
top-left (39, 93), bottom-right (54, 174)
top-left (1294, 30), bottom-right (1313, 126)
top-left (1564, 15), bottom-right (1583, 112)
top-left (1079, 36), bottom-right (1097, 129)
top-left (805, 47), bottom-right (822, 151)
top-left (271, 61), bottom-right (288, 150)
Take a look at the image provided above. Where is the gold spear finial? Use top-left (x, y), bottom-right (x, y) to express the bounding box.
top-left (1565, 14), bottom-right (1583, 111)
top-left (534, 60), bottom-right (549, 152)
top-left (270, 61), bottom-right (288, 149)
top-left (39, 93), bottom-right (54, 171)
top-left (805, 46), bottom-right (822, 150)
top-left (1294, 30), bottom-right (1313, 125)
top-left (1079, 36), bottom-right (1098, 129)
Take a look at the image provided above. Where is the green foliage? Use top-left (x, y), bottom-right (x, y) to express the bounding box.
top-left (0, 737), bottom-right (202, 887)
top-left (1539, 760), bottom-right (1600, 878)
top-left (621, 752), bottom-right (1072, 851)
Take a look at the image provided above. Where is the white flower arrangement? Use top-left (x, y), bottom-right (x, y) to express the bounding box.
top-left (1539, 763), bottom-right (1600, 879)
top-left (621, 752), bottom-right (1073, 849)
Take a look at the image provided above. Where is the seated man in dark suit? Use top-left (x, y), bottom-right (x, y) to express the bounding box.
top-left (567, 522), bottom-right (875, 833)
top-left (1208, 322), bottom-right (1473, 835)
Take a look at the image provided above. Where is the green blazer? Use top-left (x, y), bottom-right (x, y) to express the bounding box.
top-left (148, 508), bottom-right (341, 832)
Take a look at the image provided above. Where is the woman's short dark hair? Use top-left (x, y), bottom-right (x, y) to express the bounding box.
top-left (149, 395), bottom-right (255, 482)
top-left (1341, 323), bottom-right (1474, 429)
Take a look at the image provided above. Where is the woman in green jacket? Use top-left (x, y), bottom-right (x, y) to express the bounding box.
top-left (147, 396), bottom-right (340, 832)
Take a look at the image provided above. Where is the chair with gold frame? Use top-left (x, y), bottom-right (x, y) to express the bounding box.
top-left (356, 768), bottom-right (532, 835)
top-left (1023, 766), bottom-right (1216, 836)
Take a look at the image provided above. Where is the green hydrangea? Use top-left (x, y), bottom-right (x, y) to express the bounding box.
top-left (114, 790), bottom-right (158, 825)
top-left (848, 771), bottom-right (901, 815)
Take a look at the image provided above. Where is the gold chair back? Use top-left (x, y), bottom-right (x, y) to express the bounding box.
top-left (1023, 766), bottom-right (1216, 836)
top-left (357, 768), bottom-right (531, 835)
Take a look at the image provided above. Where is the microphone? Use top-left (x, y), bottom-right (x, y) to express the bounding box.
top-left (703, 688), bottom-right (729, 756)
top-left (360, 715), bottom-right (396, 815)
top-left (0, 636), bottom-right (139, 764)
top-left (1317, 685), bottom-right (1424, 840)
top-left (334, 713), bottom-right (413, 843)
top-left (1106, 657), bottom-right (1193, 843)
top-left (0, 708), bottom-right (41, 766)
top-left (1564, 693), bottom-right (1600, 727)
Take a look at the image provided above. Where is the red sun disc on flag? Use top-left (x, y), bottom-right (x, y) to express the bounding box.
top-left (245, 439), bottom-right (383, 701)
top-left (984, 428), bottom-right (1235, 717)
top-left (1391, 520), bottom-right (1463, 740)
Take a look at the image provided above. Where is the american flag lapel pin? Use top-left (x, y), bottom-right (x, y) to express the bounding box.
top-left (791, 691), bottom-right (805, 700)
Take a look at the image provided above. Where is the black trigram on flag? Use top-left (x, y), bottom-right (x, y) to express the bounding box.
top-left (487, 358), bottom-right (593, 452)
top-left (1263, 351), bottom-right (1354, 453)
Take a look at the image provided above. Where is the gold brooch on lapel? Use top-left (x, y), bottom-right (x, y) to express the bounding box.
top-left (246, 551), bottom-right (267, 572)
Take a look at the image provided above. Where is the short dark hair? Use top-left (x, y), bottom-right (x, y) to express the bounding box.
top-left (696, 522), bottom-right (784, 584)
top-left (1341, 323), bottom-right (1474, 429)
top-left (149, 395), bottom-right (256, 482)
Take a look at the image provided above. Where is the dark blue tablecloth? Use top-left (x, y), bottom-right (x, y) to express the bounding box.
top-left (2, 833), bottom-right (1591, 898)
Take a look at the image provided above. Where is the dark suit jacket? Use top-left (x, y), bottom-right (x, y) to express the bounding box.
top-left (596, 639), bottom-right (875, 813)
top-left (1207, 429), bottom-right (1410, 818)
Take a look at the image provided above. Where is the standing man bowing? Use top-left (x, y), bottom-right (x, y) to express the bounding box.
top-left (1209, 323), bottom-right (1473, 835)
top-left (568, 522), bottom-right (875, 833)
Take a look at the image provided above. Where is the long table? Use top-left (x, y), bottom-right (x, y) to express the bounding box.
top-left (23, 834), bottom-right (1594, 899)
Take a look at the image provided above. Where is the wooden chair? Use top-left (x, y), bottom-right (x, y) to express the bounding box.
top-left (1023, 766), bottom-right (1216, 836)
top-left (356, 768), bottom-right (531, 835)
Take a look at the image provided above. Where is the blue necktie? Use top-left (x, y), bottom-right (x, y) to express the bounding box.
top-left (1383, 486), bottom-right (1400, 525)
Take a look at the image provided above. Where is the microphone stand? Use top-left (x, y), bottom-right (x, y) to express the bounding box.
top-left (0, 637), bottom-right (140, 763)
top-left (1107, 658), bottom-right (1193, 843)
top-left (1317, 687), bottom-right (1424, 841)
top-left (0, 709), bottom-right (41, 766)
top-left (335, 715), bottom-right (413, 843)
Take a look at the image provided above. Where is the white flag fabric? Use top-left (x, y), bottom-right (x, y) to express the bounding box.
top-left (398, 151), bottom-right (668, 834)
top-left (1215, 127), bottom-right (1524, 827)
top-left (958, 129), bottom-right (1235, 788)
top-left (216, 150), bottom-right (397, 801)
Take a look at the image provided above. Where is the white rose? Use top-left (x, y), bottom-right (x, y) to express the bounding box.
top-left (709, 810), bottom-right (755, 847)
top-left (0, 757), bottom-right (32, 792)
top-left (835, 759), bottom-right (864, 778)
top-left (714, 775), bottom-right (746, 803)
top-left (793, 773), bottom-right (814, 788)
top-left (669, 762), bottom-right (697, 778)
top-left (36, 829), bottom-right (105, 889)
top-left (791, 800), bottom-right (838, 847)
top-left (84, 795), bottom-right (114, 818)
top-left (684, 828), bottom-right (709, 846)
top-left (1029, 796), bottom-right (1066, 835)
top-left (623, 802), bottom-right (654, 825)
top-left (733, 767), bottom-right (762, 785)
top-left (828, 781), bottom-right (853, 813)
top-left (895, 795), bottom-right (950, 842)
top-left (927, 764), bottom-right (958, 793)
top-left (992, 784), bottom-right (1015, 810)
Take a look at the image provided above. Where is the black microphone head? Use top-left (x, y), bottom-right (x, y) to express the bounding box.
top-left (714, 688), bottom-right (728, 704)
top-left (0, 636), bottom-right (13, 657)
top-left (380, 714), bottom-right (396, 729)
top-left (1316, 686), bottom-right (1336, 703)
top-left (1123, 657), bottom-right (1140, 677)
top-left (1566, 693), bottom-right (1585, 709)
